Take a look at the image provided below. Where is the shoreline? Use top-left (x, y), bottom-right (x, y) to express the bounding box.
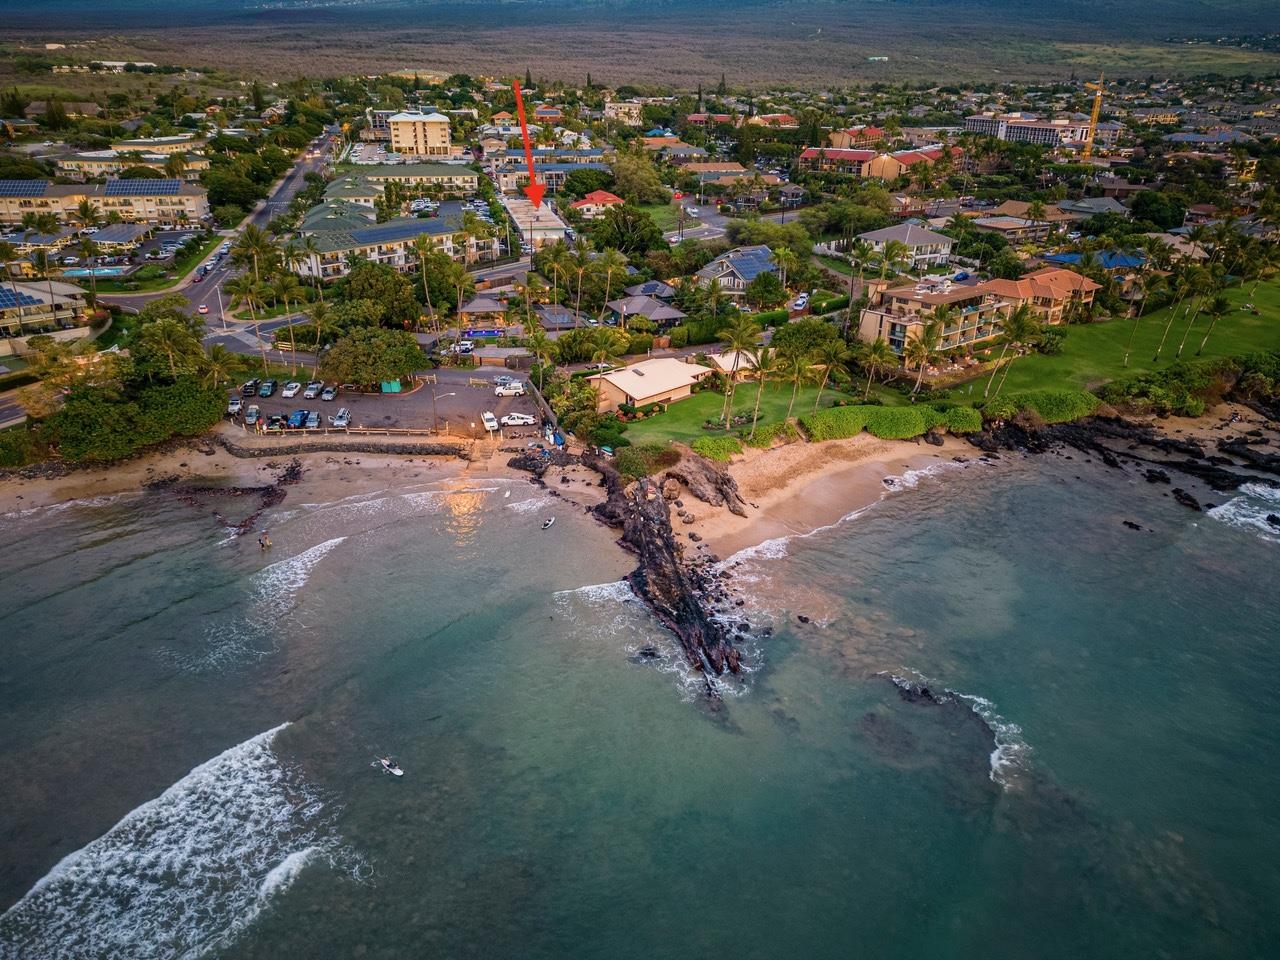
top-left (4, 403), bottom-right (1275, 555)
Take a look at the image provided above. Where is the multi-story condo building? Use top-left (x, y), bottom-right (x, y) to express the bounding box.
top-left (0, 180), bottom-right (210, 226)
top-left (387, 111), bottom-right (452, 158)
top-left (858, 277), bottom-right (1012, 355)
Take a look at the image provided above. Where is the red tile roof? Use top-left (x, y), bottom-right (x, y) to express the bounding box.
top-left (570, 190), bottom-right (625, 209)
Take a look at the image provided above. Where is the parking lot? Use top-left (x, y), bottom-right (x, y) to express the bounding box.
top-left (224, 367), bottom-right (545, 438)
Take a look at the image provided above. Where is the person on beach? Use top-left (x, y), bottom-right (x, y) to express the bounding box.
top-left (259, 530), bottom-right (272, 550)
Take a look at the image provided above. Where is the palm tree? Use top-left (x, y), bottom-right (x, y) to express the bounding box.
top-left (139, 319), bottom-right (197, 379)
top-left (569, 241), bottom-right (593, 321)
top-left (991, 308), bottom-right (1042, 398)
top-left (226, 274), bottom-right (270, 374)
top-left (269, 272), bottom-right (303, 373)
top-left (1152, 266), bottom-right (1204, 363)
top-left (31, 249), bottom-right (59, 318)
top-left (76, 236), bottom-right (101, 306)
top-left (202, 343), bottom-right (240, 387)
top-left (878, 239), bottom-right (911, 280)
top-left (811, 339), bottom-right (851, 412)
top-left (306, 301), bottom-right (338, 377)
top-left (1174, 263), bottom-right (1225, 359)
top-left (858, 337), bottom-right (897, 402)
top-left (411, 234), bottom-right (438, 329)
top-left (71, 199), bottom-right (102, 234)
top-left (1122, 273), bottom-right (1165, 367)
top-left (906, 315), bottom-right (943, 399)
top-left (747, 345), bottom-right (778, 440)
top-left (983, 303), bottom-right (1037, 397)
top-left (1194, 294), bottom-right (1232, 357)
top-left (231, 224), bottom-right (276, 284)
top-left (527, 330), bottom-right (555, 391)
top-left (164, 153), bottom-right (188, 180)
top-left (848, 238), bottom-right (875, 295)
top-left (589, 327), bottom-right (627, 367)
top-left (717, 315), bottom-right (761, 428)
top-left (780, 351), bottom-right (814, 421)
top-left (547, 243), bottom-right (571, 307)
top-left (772, 247), bottom-right (799, 293)
top-left (595, 248), bottom-right (628, 325)
top-left (298, 234), bottom-right (324, 303)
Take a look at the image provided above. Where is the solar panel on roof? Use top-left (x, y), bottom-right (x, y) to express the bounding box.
top-left (351, 220), bottom-right (449, 244)
top-left (104, 179), bottom-right (181, 196)
top-left (0, 180), bottom-right (49, 198)
top-left (0, 289), bottom-right (44, 309)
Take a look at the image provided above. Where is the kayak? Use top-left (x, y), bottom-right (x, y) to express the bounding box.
top-left (376, 757), bottom-right (404, 777)
top-left (542, 518), bottom-right (555, 530)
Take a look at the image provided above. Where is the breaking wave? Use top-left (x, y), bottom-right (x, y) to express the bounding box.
top-left (0, 723), bottom-right (355, 959)
top-left (1207, 482), bottom-right (1280, 543)
top-left (167, 537), bottom-right (346, 670)
top-left (880, 670), bottom-right (1030, 789)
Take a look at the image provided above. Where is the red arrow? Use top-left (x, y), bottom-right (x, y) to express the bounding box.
top-left (512, 80), bottom-right (545, 208)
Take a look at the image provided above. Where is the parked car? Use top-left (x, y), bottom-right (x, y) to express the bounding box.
top-left (329, 407), bottom-right (352, 428)
top-left (457, 339), bottom-right (475, 353)
top-left (197, 304), bottom-right (209, 315)
top-left (305, 411), bottom-right (320, 429)
top-left (244, 404), bottom-right (261, 425)
top-left (493, 375), bottom-right (514, 386)
top-left (287, 409), bottom-right (308, 429)
top-left (792, 294), bottom-right (809, 311)
top-left (303, 381), bottom-right (324, 399)
top-left (500, 412), bottom-right (537, 427)
top-left (481, 411), bottom-right (500, 432)
top-left (495, 381), bottom-right (525, 397)
top-left (320, 385), bottom-right (338, 401)
top-left (265, 414), bottom-right (287, 431)
top-left (281, 381), bottom-right (302, 398)
top-left (241, 379), bottom-right (260, 397)
top-left (227, 396), bottom-right (243, 415)
top-left (258, 380), bottom-right (278, 398)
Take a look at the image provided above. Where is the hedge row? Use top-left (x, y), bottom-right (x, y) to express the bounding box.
top-left (743, 419), bottom-right (798, 449)
top-left (799, 405), bottom-right (929, 441)
top-left (981, 390), bottom-right (1100, 424)
top-left (690, 436), bottom-right (743, 462)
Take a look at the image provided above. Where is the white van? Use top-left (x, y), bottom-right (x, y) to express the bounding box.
top-left (481, 411), bottom-right (499, 432)
top-left (494, 381), bottom-right (525, 397)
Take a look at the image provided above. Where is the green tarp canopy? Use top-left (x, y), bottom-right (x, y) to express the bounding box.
top-left (380, 381), bottom-right (402, 393)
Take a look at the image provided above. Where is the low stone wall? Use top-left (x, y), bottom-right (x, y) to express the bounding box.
top-left (213, 434), bottom-right (471, 460)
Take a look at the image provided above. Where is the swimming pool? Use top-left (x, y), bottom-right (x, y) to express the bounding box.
top-left (61, 267), bottom-right (128, 278)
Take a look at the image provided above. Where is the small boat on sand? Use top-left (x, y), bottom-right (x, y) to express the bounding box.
top-left (542, 518), bottom-right (555, 530)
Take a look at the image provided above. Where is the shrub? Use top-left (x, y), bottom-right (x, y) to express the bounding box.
top-left (798, 406), bottom-right (867, 441)
top-left (919, 406), bottom-right (947, 431)
top-left (800, 405), bottom-right (929, 440)
top-left (0, 427), bottom-right (47, 468)
top-left (753, 308), bottom-right (789, 325)
top-left (616, 442), bottom-right (681, 480)
top-left (743, 419), bottom-right (799, 448)
top-left (625, 332), bottom-right (654, 355)
top-left (861, 406), bottom-right (927, 439)
top-left (668, 326), bottom-right (689, 349)
top-left (691, 436), bottom-right (743, 462)
top-left (981, 390), bottom-right (1100, 424)
top-left (943, 406), bottom-right (983, 434)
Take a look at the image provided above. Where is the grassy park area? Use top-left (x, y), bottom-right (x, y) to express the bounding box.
top-left (984, 280), bottom-right (1280, 397)
top-left (623, 382), bottom-right (840, 445)
top-left (637, 203), bottom-right (680, 233)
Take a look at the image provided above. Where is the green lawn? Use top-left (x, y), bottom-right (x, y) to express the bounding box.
top-left (985, 279), bottom-right (1280, 398)
top-left (817, 255), bottom-right (854, 276)
top-left (624, 382), bottom-right (844, 445)
top-left (637, 203), bottom-right (680, 233)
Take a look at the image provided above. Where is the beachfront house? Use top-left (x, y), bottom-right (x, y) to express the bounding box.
top-left (586, 357), bottom-right (713, 413)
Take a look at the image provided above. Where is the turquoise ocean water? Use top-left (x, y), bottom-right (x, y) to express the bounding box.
top-left (0, 456), bottom-right (1276, 959)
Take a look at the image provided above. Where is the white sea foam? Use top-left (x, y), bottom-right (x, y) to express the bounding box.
top-left (1207, 483), bottom-right (1280, 543)
top-left (0, 724), bottom-right (350, 959)
top-left (506, 495), bottom-right (557, 514)
top-left (168, 537), bottom-right (346, 671)
top-left (0, 493), bottom-right (129, 523)
top-left (881, 669), bottom-right (1030, 789)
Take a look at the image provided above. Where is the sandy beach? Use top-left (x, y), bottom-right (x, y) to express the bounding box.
top-left (3, 403), bottom-right (1263, 557)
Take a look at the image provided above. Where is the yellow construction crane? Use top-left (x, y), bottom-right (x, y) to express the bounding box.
top-left (1082, 74), bottom-right (1105, 159)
